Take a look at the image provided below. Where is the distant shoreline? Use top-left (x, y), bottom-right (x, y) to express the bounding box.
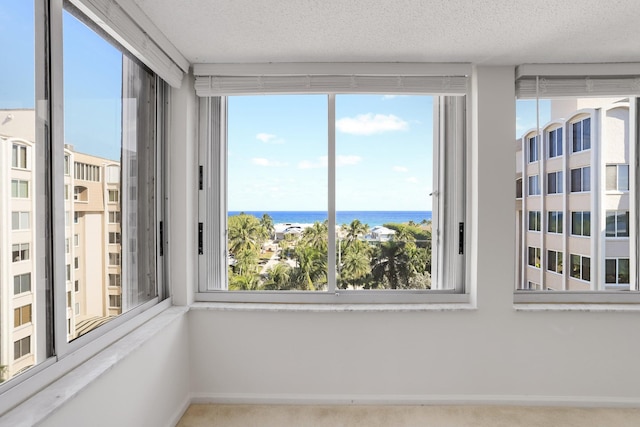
top-left (229, 210), bottom-right (432, 227)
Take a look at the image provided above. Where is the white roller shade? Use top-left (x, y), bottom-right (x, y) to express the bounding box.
top-left (69, 0), bottom-right (188, 88)
top-left (193, 63), bottom-right (470, 96)
top-left (516, 63), bottom-right (640, 99)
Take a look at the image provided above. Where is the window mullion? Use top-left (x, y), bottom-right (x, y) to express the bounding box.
top-left (327, 94), bottom-right (337, 293)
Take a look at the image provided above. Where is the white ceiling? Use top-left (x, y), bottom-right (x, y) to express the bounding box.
top-left (133, 0), bottom-right (640, 66)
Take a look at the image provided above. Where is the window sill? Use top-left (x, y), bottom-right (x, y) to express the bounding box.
top-left (514, 291), bottom-right (640, 305)
top-left (190, 300), bottom-right (475, 313)
top-left (514, 303), bottom-right (640, 312)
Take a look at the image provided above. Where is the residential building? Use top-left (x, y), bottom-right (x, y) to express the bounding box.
top-left (516, 99), bottom-right (633, 291)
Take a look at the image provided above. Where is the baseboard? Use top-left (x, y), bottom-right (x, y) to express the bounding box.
top-left (167, 393), bottom-right (193, 427)
top-left (189, 392), bottom-right (640, 408)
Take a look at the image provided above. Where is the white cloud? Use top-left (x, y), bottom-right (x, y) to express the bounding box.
top-left (337, 155), bottom-right (362, 166)
top-left (393, 166), bottom-right (408, 173)
top-left (251, 157), bottom-right (287, 167)
top-left (336, 113), bottom-right (409, 135)
top-left (256, 133), bottom-right (284, 144)
top-left (406, 177), bottom-right (419, 183)
top-left (298, 155), bottom-right (362, 169)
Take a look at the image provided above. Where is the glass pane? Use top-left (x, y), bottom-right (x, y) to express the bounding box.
top-left (606, 211), bottom-right (616, 237)
top-left (336, 95), bottom-right (433, 290)
top-left (573, 121), bottom-right (581, 152)
top-left (63, 8), bottom-right (157, 340)
top-left (571, 169), bottom-right (581, 192)
top-left (619, 165), bottom-right (629, 191)
top-left (618, 259), bottom-right (630, 284)
top-left (605, 259), bottom-right (616, 283)
top-left (606, 165), bottom-right (617, 191)
top-left (227, 95), bottom-right (328, 291)
top-left (617, 212), bottom-right (629, 237)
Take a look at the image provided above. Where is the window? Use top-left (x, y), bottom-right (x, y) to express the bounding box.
top-left (74, 186), bottom-right (88, 202)
top-left (108, 190), bottom-right (119, 203)
top-left (197, 67), bottom-right (468, 299)
top-left (548, 127), bottom-right (563, 158)
top-left (109, 232), bottom-right (121, 244)
top-left (516, 178), bottom-right (523, 199)
top-left (109, 295), bottom-right (122, 308)
top-left (570, 166), bottom-right (590, 192)
top-left (109, 253), bottom-right (121, 266)
top-left (547, 171), bottom-right (563, 194)
top-left (74, 257), bottom-right (79, 269)
top-left (606, 211), bottom-right (629, 237)
top-left (73, 212), bottom-right (79, 224)
top-left (108, 211), bottom-right (121, 223)
top-left (64, 155), bottom-right (70, 175)
top-left (572, 117), bottom-right (591, 152)
top-left (547, 211), bottom-right (563, 234)
top-left (12, 144), bottom-right (28, 169)
top-left (547, 250), bottom-right (563, 274)
top-left (606, 164), bottom-right (629, 191)
top-left (14, 304), bottom-right (32, 328)
top-left (75, 280), bottom-right (79, 292)
top-left (528, 211), bottom-right (541, 231)
top-left (11, 179), bottom-right (29, 198)
top-left (74, 162), bottom-right (101, 182)
top-left (528, 175), bottom-right (540, 195)
top-left (109, 274), bottom-right (121, 287)
top-left (66, 264), bottom-right (71, 281)
top-left (74, 234), bottom-right (79, 246)
top-left (13, 273), bottom-right (31, 295)
top-left (605, 258), bottom-right (630, 285)
top-left (13, 337), bottom-right (31, 360)
top-left (12, 243), bottom-right (30, 262)
top-left (11, 211), bottom-right (30, 230)
top-left (528, 135), bottom-right (539, 162)
top-left (571, 211), bottom-right (591, 236)
top-left (528, 247), bottom-right (541, 268)
top-left (570, 254), bottom-right (590, 282)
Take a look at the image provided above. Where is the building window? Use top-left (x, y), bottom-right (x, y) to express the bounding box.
top-left (65, 238), bottom-right (70, 253)
top-left (605, 258), bottom-right (630, 285)
top-left (75, 280), bottom-right (79, 292)
top-left (11, 179), bottom-right (29, 198)
top-left (547, 170), bottom-right (563, 194)
top-left (570, 166), bottom-right (590, 192)
top-left (74, 234), bottom-right (79, 246)
top-left (74, 162), bottom-right (101, 182)
top-left (570, 254), bottom-right (590, 282)
top-left (528, 247), bottom-right (541, 268)
top-left (108, 232), bottom-right (121, 244)
top-left (571, 211), bottom-right (591, 236)
top-left (606, 164), bottom-right (629, 192)
top-left (516, 178), bottom-right (522, 199)
top-left (66, 264), bottom-right (71, 281)
top-left (528, 211), bottom-right (541, 231)
top-left (14, 304), bottom-right (32, 328)
top-left (12, 144), bottom-right (28, 169)
top-left (109, 274), bottom-right (121, 287)
top-left (64, 154), bottom-right (70, 175)
top-left (547, 250), bottom-right (563, 274)
top-left (75, 303), bottom-right (80, 315)
top-left (548, 127), bottom-right (563, 158)
top-left (572, 117), bottom-right (591, 152)
top-left (606, 211), bottom-right (629, 238)
top-left (109, 295), bottom-right (122, 308)
top-left (547, 211), bottom-right (563, 234)
top-left (13, 336), bottom-right (31, 360)
top-left (108, 211), bottom-right (121, 223)
top-left (108, 189), bottom-right (119, 203)
top-left (528, 135), bottom-right (539, 162)
top-left (73, 212), bottom-right (79, 224)
top-left (528, 175), bottom-right (540, 195)
top-left (74, 186), bottom-right (88, 201)
top-left (74, 257), bottom-right (79, 269)
top-left (11, 211), bottom-right (30, 230)
top-left (13, 273), bottom-right (31, 295)
top-left (109, 253), bottom-right (121, 266)
top-left (12, 243), bottom-right (30, 262)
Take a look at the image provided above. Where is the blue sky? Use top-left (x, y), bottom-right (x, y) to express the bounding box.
top-left (228, 95), bottom-right (433, 211)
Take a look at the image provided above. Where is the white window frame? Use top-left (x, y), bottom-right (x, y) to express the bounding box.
top-left (571, 117), bottom-right (591, 153)
top-left (547, 211), bottom-right (563, 234)
top-left (547, 250), bottom-right (563, 274)
top-left (605, 258), bottom-right (630, 286)
top-left (528, 135), bottom-right (539, 163)
top-left (546, 170), bottom-right (563, 194)
top-left (528, 211), bottom-right (541, 232)
top-left (605, 210), bottom-right (629, 238)
top-left (570, 166), bottom-right (590, 193)
top-left (547, 127), bottom-right (563, 158)
top-left (514, 64), bottom-right (640, 303)
top-left (606, 164), bottom-right (629, 192)
top-left (528, 175), bottom-right (540, 196)
top-left (195, 63), bottom-right (471, 304)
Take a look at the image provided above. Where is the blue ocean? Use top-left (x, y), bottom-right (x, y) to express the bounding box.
top-left (228, 211), bottom-right (432, 227)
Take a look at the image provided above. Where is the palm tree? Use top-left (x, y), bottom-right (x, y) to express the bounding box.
top-left (229, 273), bottom-right (262, 290)
top-left (228, 213), bottom-right (264, 254)
top-left (260, 213), bottom-right (275, 240)
top-left (233, 247), bottom-right (259, 276)
top-left (294, 243), bottom-right (327, 290)
top-left (301, 220), bottom-right (328, 252)
top-left (341, 219), bottom-right (369, 246)
top-left (339, 240), bottom-right (371, 289)
top-left (264, 262), bottom-right (292, 290)
top-left (370, 241), bottom-right (411, 289)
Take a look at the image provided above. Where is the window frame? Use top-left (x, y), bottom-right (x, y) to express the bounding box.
top-left (195, 64), bottom-right (471, 304)
top-left (546, 170), bottom-right (563, 195)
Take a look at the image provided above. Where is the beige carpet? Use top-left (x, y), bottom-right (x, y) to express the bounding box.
top-left (177, 404), bottom-right (640, 427)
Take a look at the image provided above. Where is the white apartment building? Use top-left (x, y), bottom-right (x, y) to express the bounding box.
top-left (516, 99), bottom-right (633, 291)
top-left (0, 110), bottom-right (121, 382)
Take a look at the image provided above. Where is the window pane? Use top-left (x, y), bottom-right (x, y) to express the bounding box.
top-left (606, 165), bottom-right (617, 191)
top-left (617, 212), bottom-right (629, 237)
top-left (336, 95), bottom-right (433, 290)
top-left (227, 95), bottom-right (328, 291)
top-left (606, 211), bottom-right (616, 237)
top-left (618, 259), bottom-right (630, 284)
top-left (619, 165), bottom-right (629, 191)
top-left (571, 169), bottom-right (581, 192)
top-left (63, 8), bottom-right (158, 340)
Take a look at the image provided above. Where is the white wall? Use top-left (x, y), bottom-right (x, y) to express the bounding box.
top-left (187, 67), bottom-right (640, 406)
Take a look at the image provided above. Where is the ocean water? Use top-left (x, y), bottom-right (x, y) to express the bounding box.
top-left (228, 211), bottom-right (432, 227)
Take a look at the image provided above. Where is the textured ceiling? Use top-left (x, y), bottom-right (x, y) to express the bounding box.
top-left (133, 0), bottom-right (640, 65)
